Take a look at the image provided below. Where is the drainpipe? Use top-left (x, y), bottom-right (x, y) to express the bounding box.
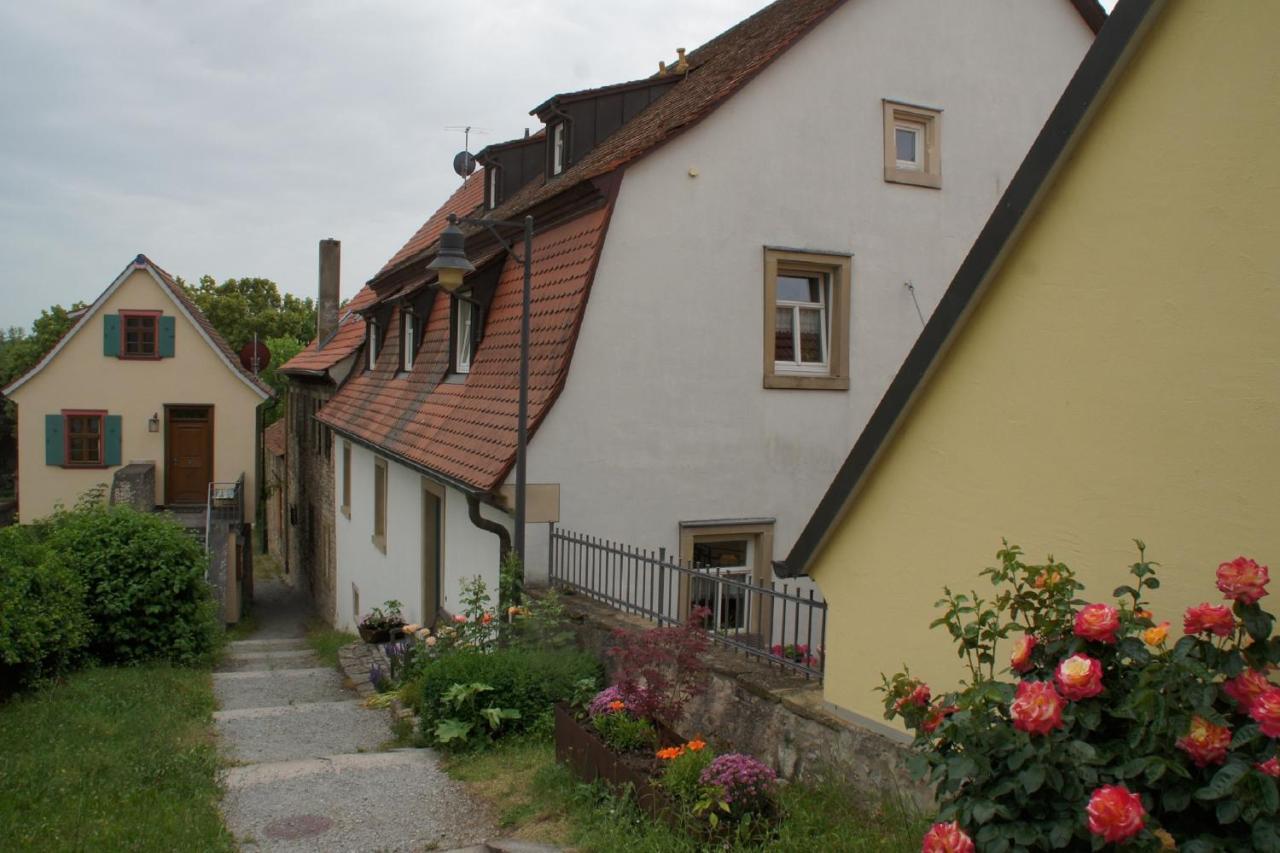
top-left (467, 492), bottom-right (511, 560)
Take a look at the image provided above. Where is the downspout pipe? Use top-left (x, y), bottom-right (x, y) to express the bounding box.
top-left (467, 492), bottom-right (511, 561)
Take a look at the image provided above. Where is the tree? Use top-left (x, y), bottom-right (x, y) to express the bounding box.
top-left (260, 336), bottom-right (305, 423)
top-left (178, 276), bottom-right (315, 352)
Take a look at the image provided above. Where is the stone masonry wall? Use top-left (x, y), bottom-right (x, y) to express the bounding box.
top-left (109, 463), bottom-right (156, 513)
top-left (546, 590), bottom-right (932, 810)
top-left (285, 381), bottom-right (337, 624)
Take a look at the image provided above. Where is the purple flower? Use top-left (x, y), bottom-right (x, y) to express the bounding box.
top-left (369, 663), bottom-right (383, 688)
top-left (699, 754), bottom-right (777, 813)
top-left (588, 686), bottom-right (626, 717)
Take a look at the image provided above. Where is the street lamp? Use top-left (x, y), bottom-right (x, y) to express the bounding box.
top-left (427, 213), bottom-right (534, 570)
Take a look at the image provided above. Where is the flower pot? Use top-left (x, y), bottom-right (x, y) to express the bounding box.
top-left (358, 624), bottom-right (390, 644)
top-left (553, 704), bottom-right (674, 818)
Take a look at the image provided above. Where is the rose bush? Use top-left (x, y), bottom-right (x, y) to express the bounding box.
top-left (883, 543), bottom-right (1280, 851)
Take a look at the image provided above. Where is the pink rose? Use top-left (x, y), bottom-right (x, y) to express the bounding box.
top-left (1183, 603), bottom-right (1235, 637)
top-left (1074, 603), bottom-right (1120, 644)
top-left (1176, 716), bottom-right (1232, 768)
top-left (1217, 556), bottom-right (1270, 604)
top-left (1250, 688), bottom-right (1280, 737)
top-left (1055, 654), bottom-right (1104, 701)
top-left (1010, 634), bottom-right (1036, 673)
top-left (1086, 785), bottom-right (1146, 843)
top-left (921, 821), bottom-right (975, 853)
top-left (1010, 680), bottom-right (1065, 735)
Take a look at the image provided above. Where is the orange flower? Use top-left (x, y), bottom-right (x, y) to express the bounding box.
top-left (1056, 654), bottom-right (1104, 701)
top-left (481, 612), bottom-right (494, 625)
top-left (1142, 622), bottom-right (1170, 647)
top-left (1074, 603), bottom-right (1120, 644)
top-left (656, 747), bottom-right (684, 760)
top-left (1010, 634), bottom-right (1036, 673)
top-left (608, 700), bottom-right (625, 712)
top-left (1134, 609), bottom-right (1153, 621)
top-left (1217, 556), bottom-right (1270, 604)
top-left (685, 739), bottom-right (707, 751)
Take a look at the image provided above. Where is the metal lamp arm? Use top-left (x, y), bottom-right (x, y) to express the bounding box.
top-left (448, 214), bottom-right (530, 265)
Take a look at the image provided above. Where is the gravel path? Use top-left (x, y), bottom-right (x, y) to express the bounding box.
top-left (215, 578), bottom-right (496, 851)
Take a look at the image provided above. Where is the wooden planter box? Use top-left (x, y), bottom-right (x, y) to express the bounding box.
top-left (553, 704), bottom-right (676, 817)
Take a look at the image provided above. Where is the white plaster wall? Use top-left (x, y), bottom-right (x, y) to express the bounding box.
top-left (335, 440), bottom-right (510, 631)
top-left (522, 0), bottom-right (1093, 581)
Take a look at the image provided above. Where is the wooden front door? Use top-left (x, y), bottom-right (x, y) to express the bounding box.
top-left (166, 406), bottom-right (213, 505)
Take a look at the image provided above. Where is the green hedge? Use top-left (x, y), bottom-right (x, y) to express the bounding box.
top-left (46, 506), bottom-right (219, 665)
top-left (0, 527), bottom-right (88, 693)
top-left (419, 648), bottom-right (601, 738)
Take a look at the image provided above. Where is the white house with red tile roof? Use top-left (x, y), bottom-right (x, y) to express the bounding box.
top-left (314, 0), bottom-right (1101, 631)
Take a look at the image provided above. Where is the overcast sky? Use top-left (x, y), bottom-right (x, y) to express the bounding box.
top-left (0, 0), bottom-right (1114, 331)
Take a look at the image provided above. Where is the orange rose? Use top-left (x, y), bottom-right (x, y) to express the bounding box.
top-left (922, 704), bottom-right (959, 734)
top-left (1010, 680), bottom-right (1065, 735)
top-left (921, 821), bottom-right (975, 853)
top-left (1142, 622), bottom-right (1170, 647)
top-left (1176, 716), bottom-right (1231, 768)
top-left (1010, 634), bottom-right (1037, 673)
top-left (1086, 785), bottom-right (1146, 843)
top-left (1217, 556), bottom-right (1270, 605)
top-left (1074, 603), bottom-right (1120, 644)
top-left (894, 682), bottom-right (931, 711)
top-left (1134, 609), bottom-right (1153, 621)
top-left (1056, 654), bottom-right (1104, 700)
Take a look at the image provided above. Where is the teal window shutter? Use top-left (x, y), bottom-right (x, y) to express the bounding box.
top-left (45, 414), bottom-right (65, 465)
top-left (104, 415), bottom-right (122, 466)
top-left (103, 315), bottom-right (120, 356)
top-left (159, 316), bottom-right (175, 358)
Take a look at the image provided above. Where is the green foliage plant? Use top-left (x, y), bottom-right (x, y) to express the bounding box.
top-left (0, 526), bottom-right (88, 692)
top-left (432, 682), bottom-right (522, 751)
top-left (592, 709), bottom-right (657, 753)
top-left (418, 647), bottom-right (601, 743)
top-left (882, 541), bottom-right (1280, 852)
top-left (45, 503), bottom-right (219, 664)
top-left (659, 740), bottom-right (718, 805)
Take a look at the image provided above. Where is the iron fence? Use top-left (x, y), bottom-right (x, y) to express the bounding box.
top-left (548, 524), bottom-right (826, 679)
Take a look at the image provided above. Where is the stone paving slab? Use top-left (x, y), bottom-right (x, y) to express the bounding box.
top-left (217, 699), bottom-right (391, 764)
top-left (222, 749), bottom-right (492, 852)
top-left (219, 648), bottom-right (322, 672)
top-left (228, 638), bottom-right (311, 653)
top-left (214, 667), bottom-right (349, 711)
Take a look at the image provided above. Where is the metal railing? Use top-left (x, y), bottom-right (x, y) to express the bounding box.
top-left (205, 474), bottom-right (245, 552)
top-left (548, 525), bottom-right (826, 679)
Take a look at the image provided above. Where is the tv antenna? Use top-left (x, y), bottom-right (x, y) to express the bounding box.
top-left (445, 126), bottom-right (490, 179)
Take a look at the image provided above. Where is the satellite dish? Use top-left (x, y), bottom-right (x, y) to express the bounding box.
top-left (453, 150), bottom-right (477, 178)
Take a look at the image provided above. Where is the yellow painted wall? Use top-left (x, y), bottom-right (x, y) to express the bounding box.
top-left (810, 1), bottom-right (1280, 725)
top-left (9, 268), bottom-right (265, 520)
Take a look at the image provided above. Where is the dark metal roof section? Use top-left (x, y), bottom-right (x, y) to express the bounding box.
top-left (774, 0), bottom-right (1160, 578)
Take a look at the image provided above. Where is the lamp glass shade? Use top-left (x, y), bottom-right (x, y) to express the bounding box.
top-left (435, 267), bottom-right (466, 292)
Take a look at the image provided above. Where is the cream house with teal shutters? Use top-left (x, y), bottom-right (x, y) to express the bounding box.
top-left (2, 255), bottom-right (273, 521)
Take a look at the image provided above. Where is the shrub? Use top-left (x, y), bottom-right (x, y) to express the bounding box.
top-left (884, 542), bottom-right (1280, 852)
top-left (431, 682), bottom-right (522, 752)
top-left (418, 647), bottom-right (601, 740)
top-left (607, 606), bottom-right (710, 723)
top-left (45, 505), bottom-right (219, 664)
top-left (0, 526), bottom-right (88, 692)
top-left (592, 710), bottom-right (656, 752)
top-left (697, 753), bottom-right (778, 821)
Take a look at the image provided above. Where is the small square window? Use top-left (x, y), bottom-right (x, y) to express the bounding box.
top-left (121, 312), bottom-right (159, 358)
top-left (763, 248), bottom-right (851, 390)
top-left (883, 100), bottom-right (941, 188)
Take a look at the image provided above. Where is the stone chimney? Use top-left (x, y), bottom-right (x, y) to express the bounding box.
top-left (316, 238), bottom-right (340, 348)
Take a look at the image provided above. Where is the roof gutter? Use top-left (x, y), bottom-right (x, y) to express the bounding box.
top-left (467, 493), bottom-right (512, 562)
top-left (323, 425), bottom-right (492, 500)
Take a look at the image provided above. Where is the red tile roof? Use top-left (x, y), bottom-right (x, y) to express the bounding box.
top-left (378, 173), bottom-right (485, 277)
top-left (278, 286), bottom-right (377, 376)
top-left (317, 204), bottom-right (611, 492)
top-left (263, 419), bottom-right (286, 457)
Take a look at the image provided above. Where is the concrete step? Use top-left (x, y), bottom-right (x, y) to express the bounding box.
top-left (213, 667), bottom-right (349, 711)
top-left (227, 638), bottom-right (310, 653)
top-left (221, 749), bottom-right (492, 852)
top-left (215, 700), bottom-right (389, 764)
top-left (217, 648), bottom-right (318, 672)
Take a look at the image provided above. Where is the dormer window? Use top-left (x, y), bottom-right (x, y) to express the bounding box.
top-left (400, 310), bottom-right (416, 372)
top-left (486, 166), bottom-right (500, 210)
top-left (551, 123), bottom-right (566, 176)
top-left (366, 320), bottom-right (379, 370)
top-left (451, 297), bottom-right (479, 375)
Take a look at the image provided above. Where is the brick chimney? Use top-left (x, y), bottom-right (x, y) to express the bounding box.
top-left (316, 238), bottom-right (340, 348)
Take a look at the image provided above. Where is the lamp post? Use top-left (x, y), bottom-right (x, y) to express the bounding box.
top-left (428, 214), bottom-right (534, 569)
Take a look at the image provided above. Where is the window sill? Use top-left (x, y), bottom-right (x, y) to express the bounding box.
top-left (372, 534), bottom-right (386, 554)
top-left (119, 354), bottom-right (162, 361)
top-left (763, 373), bottom-right (849, 391)
top-left (884, 167), bottom-right (940, 189)
top-left (61, 463), bottom-right (110, 469)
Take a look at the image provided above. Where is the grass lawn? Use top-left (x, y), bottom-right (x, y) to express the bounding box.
top-left (445, 736), bottom-right (928, 852)
top-left (0, 664), bottom-right (233, 852)
top-left (306, 619), bottom-right (359, 669)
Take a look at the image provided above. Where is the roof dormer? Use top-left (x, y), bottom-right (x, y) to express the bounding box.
top-left (476, 131), bottom-right (546, 210)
